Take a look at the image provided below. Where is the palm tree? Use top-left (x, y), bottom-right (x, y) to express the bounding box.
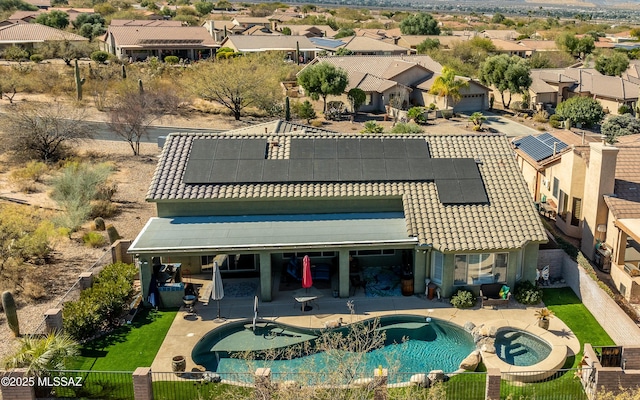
top-left (3, 333), bottom-right (79, 375)
top-left (428, 66), bottom-right (469, 111)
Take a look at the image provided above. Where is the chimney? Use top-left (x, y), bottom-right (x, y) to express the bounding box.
top-left (580, 142), bottom-right (619, 259)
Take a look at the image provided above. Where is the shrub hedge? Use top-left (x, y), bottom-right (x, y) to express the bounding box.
top-left (63, 262), bottom-right (137, 340)
top-left (514, 280), bottom-right (543, 304)
top-left (450, 289), bottom-right (475, 308)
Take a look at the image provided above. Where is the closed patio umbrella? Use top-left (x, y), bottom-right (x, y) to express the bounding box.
top-left (211, 261), bottom-right (225, 322)
top-left (302, 255), bottom-right (312, 289)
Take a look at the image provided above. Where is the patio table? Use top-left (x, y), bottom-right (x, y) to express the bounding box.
top-left (292, 286), bottom-right (323, 312)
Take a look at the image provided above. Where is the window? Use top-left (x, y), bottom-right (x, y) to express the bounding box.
top-left (366, 94), bottom-right (373, 106)
top-left (559, 190), bottom-right (569, 222)
top-left (571, 197), bottom-right (582, 226)
top-left (432, 251), bottom-right (443, 284)
top-left (454, 253), bottom-right (508, 285)
top-left (552, 177), bottom-right (559, 198)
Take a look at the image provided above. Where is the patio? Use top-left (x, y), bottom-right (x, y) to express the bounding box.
top-left (150, 286), bottom-right (581, 375)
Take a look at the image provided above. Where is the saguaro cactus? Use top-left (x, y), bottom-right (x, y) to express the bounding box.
top-left (296, 41), bottom-right (300, 65)
top-left (138, 79), bottom-right (144, 94)
top-left (285, 96), bottom-right (290, 121)
top-left (2, 291), bottom-right (20, 337)
top-left (122, 64), bottom-right (127, 79)
top-left (74, 59), bottom-right (85, 101)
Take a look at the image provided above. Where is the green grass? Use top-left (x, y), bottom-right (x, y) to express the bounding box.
top-left (68, 308), bottom-right (178, 371)
top-left (543, 287), bottom-right (615, 367)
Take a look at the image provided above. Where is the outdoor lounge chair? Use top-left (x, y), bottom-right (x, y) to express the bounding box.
top-left (480, 283), bottom-right (511, 308)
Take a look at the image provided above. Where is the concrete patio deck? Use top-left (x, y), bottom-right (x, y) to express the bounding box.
top-left (150, 283), bottom-right (581, 375)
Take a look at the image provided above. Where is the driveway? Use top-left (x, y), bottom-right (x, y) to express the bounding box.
top-left (481, 112), bottom-right (541, 138)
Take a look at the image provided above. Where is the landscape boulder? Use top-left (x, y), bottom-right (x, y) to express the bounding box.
top-left (459, 350), bottom-right (482, 371)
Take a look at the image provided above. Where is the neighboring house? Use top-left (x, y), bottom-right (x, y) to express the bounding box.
top-left (109, 19), bottom-right (184, 27)
top-left (48, 8), bottom-right (95, 23)
top-left (0, 22), bottom-right (87, 51)
top-left (23, 0), bottom-right (50, 9)
top-left (241, 25), bottom-right (279, 36)
top-left (529, 68), bottom-right (640, 115)
top-left (308, 37), bottom-right (345, 54)
top-left (7, 11), bottom-right (40, 23)
top-left (301, 55), bottom-right (489, 113)
top-left (99, 24), bottom-right (219, 61)
top-left (512, 131), bottom-right (640, 302)
top-left (339, 36), bottom-right (412, 56)
top-left (202, 20), bottom-right (242, 42)
top-left (481, 30), bottom-right (519, 40)
top-left (389, 34), bottom-right (472, 50)
top-left (517, 40), bottom-right (558, 53)
top-left (276, 24), bottom-right (338, 38)
top-left (491, 38), bottom-right (532, 58)
top-left (219, 35), bottom-right (320, 62)
top-left (232, 16), bottom-right (270, 30)
top-left (128, 120), bottom-right (546, 307)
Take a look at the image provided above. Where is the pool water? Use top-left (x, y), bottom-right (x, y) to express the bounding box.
top-left (495, 329), bottom-right (552, 366)
top-left (192, 315), bottom-right (475, 382)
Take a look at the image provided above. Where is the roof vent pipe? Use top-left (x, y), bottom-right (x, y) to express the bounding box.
top-left (553, 142), bottom-right (557, 156)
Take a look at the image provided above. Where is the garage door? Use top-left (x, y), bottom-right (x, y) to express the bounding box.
top-left (455, 94), bottom-right (485, 113)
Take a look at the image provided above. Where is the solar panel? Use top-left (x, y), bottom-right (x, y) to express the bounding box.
top-left (215, 139), bottom-right (243, 160)
top-left (314, 139), bottom-right (337, 159)
top-left (385, 159), bottom-right (410, 180)
top-left (314, 159), bottom-right (338, 181)
top-left (236, 160), bottom-right (264, 182)
top-left (514, 134), bottom-right (568, 162)
top-left (435, 179), bottom-right (462, 204)
top-left (360, 139), bottom-right (385, 159)
top-left (210, 160), bottom-right (238, 183)
top-left (461, 179), bottom-right (489, 204)
top-left (453, 158), bottom-right (481, 179)
top-left (405, 139), bottom-right (430, 158)
top-left (361, 159), bottom-right (386, 180)
top-left (383, 140), bottom-right (407, 159)
top-left (182, 159), bottom-right (212, 183)
top-left (408, 158), bottom-right (433, 180)
top-left (240, 139), bottom-right (268, 159)
top-left (189, 139), bottom-right (216, 160)
top-left (338, 159), bottom-right (362, 181)
top-left (290, 139), bottom-right (314, 159)
top-left (289, 159), bottom-right (313, 181)
top-left (431, 159), bottom-right (457, 179)
top-left (337, 139), bottom-right (361, 159)
top-left (262, 160), bottom-right (289, 182)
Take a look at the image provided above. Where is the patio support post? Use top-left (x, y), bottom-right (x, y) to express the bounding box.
top-left (259, 252), bottom-right (272, 302)
top-left (485, 368), bottom-right (501, 400)
top-left (373, 367), bottom-right (388, 400)
top-left (132, 367), bottom-right (153, 400)
top-left (0, 368), bottom-right (35, 400)
top-left (138, 257), bottom-right (152, 307)
top-left (254, 368), bottom-right (272, 400)
top-left (338, 249), bottom-right (350, 298)
top-left (414, 249), bottom-right (427, 295)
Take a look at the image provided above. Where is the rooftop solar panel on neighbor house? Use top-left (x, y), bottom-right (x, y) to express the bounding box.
top-left (514, 133), bottom-right (568, 162)
top-left (182, 137), bottom-right (490, 204)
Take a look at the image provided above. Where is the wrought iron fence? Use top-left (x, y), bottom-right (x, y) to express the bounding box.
top-left (35, 370), bottom-right (134, 400)
top-left (501, 368), bottom-right (591, 400)
top-left (150, 371), bottom-right (254, 400)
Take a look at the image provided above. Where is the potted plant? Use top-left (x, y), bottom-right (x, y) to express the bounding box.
top-left (535, 308), bottom-right (554, 329)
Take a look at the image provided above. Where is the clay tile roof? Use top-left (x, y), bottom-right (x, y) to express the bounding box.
top-left (606, 138), bottom-right (640, 219)
top-left (342, 35), bottom-right (411, 53)
top-left (146, 120), bottom-right (547, 252)
top-left (104, 25), bottom-right (218, 48)
top-left (0, 22), bottom-right (88, 43)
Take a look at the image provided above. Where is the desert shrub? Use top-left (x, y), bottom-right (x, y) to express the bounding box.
top-left (310, 120), bottom-right (323, 127)
top-left (390, 122), bottom-right (424, 133)
top-left (63, 262), bottom-right (136, 339)
top-left (164, 55), bottom-right (179, 64)
top-left (10, 161), bottom-right (48, 185)
top-left (90, 200), bottom-right (117, 219)
top-left (514, 280), bottom-right (543, 305)
top-left (450, 289), bottom-right (475, 308)
top-left (533, 110), bottom-right (549, 123)
top-left (2, 46), bottom-right (29, 61)
top-left (618, 104), bottom-right (632, 115)
top-left (93, 217), bottom-right (105, 231)
top-left (294, 100), bottom-right (316, 123)
top-left (510, 101), bottom-right (524, 111)
top-left (361, 121), bottom-right (384, 133)
top-left (82, 231), bottom-right (106, 248)
top-left (407, 106), bottom-right (426, 124)
top-left (90, 50), bottom-right (110, 64)
top-left (50, 162), bottom-right (113, 231)
top-left (29, 54), bottom-right (43, 63)
top-left (549, 114), bottom-right (564, 128)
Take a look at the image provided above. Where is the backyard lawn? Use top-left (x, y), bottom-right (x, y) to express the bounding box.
top-left (69, 308), bottom-right (178, 371)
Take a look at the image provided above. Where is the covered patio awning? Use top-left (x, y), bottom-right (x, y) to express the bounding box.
top-left (616, 218), bottom-right (640, 244)
top-left (128, 212), bottom-right (416, 254)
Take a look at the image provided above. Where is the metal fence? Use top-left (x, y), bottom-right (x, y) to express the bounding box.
top-left (29, 368), bottom-right (591, 400)
top-left (35, 370), bottom-right (134, 400)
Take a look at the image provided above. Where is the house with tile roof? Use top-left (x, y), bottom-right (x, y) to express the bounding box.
top-left (491, 38), bottom-right (532, 58)
top-left (529, 68), bottom-right (640, 115)
top-left (99, 23), bottom-right (218, 61)
top-left (128, 120), bottom-right (546, 307)
top-left (301, 55), bottom-right (489, 113)
top-left (275, 24), bottom-right (338, 39)
top-left (219, 35), bottom-right (320, 62)
top-left (339, 36), bottom-right (412, 56)
top-left (513, 131), bottom-right (640, 301)
top-left (0, 22), bottom-right (87, 51)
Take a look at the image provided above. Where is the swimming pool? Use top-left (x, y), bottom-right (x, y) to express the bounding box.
top-left (191, 315), bottom-right (475, 383)
top-left (495, 329), bottom-right (552, 366)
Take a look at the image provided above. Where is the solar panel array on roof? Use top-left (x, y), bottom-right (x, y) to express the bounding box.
top-left (513, 133), bottom-right (568, 162)
top-left (183, 137), bottom-right (489, 204)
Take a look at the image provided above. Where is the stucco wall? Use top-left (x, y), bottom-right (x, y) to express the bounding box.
top-left (553, 250), bottom-right (640, 346)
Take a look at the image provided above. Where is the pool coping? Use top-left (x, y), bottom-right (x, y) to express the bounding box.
top-left (480, 319), bottom-right (568, 383)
